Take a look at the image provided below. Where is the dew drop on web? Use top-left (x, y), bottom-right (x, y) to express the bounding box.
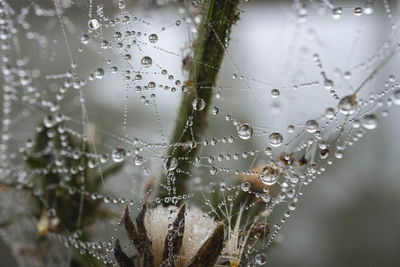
top-left (111, 147), bottom-right (126, 163)
top-left (268, 132), bottom-right (283, 147)
top-left (141, 56), bottom-right (152, 67)
top-left (192, 98), bottom-right (205, 111)
top-left (164, 157), bottom-right (178, 171)
top-left (237, 123), bottom-right (253, 140)
top-left (338, 95), bottom-right (357, 115)
top-left (88, 18), bottom-right (100, 30)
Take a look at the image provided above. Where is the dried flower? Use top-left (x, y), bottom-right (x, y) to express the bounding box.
top-left (217, 204), bottom-right (254, 267)
top-left (222, 206), bottom-right (247, 267)
top-left (115, 204), bottom-right (224, 267)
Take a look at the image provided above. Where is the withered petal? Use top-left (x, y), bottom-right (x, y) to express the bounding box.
top-left (160, 204), bottom-right (186, 267)
top-left (123, 205), bottom-right (140, 250)
top-left (114, 239), bottom-right (135, 267)
top-left (135, 203), bottom-right (155, 267)
top-left (186, 222), bottom-right (225, 267)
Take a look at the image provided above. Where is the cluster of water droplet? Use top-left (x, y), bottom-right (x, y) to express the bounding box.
top-left (0, 0), bottom-right (400, 266)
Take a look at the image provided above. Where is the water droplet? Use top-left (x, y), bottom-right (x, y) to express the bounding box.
top-left (338, 95), bottom-right (357, 115)
top-left (353, 7), bottom-right (363, 16)
top-left (241, 182), bottom-right (251, 192)
top-left (268, 132), bottom-right (283, 147)
top-left (118, 0), bottom-right (126, 9)
top-left (287, 125), bottom-right (295, 133)
top-left (94, 68), bottom-right (104, 79)
top-left (112, 147), bottom-right (126, 162)
top-left (210, 166), bottom-right (218, 175)
top-left (113, 32), bottom-right (122, 41)
top-left (149, 34), bottom-right (158, 43)
top-left (88, 18), bottom-right (100, 30)
top-left (392, 89), bottom-right (400, 105)
top-left (43, 115), bottom-right (56, 128)
top-left (362, 114), bottom-right (378, 130)
top-left (237, 123), bottom-right (253, 140)
top-left (99, 40), bottom-right (109, 50)
top-left (134, 155), bottom-right (144, 166)
top-left (320, 149), bottom-right (329, 159)
top-left (261, 193), bottom-right (270, 202)
top-left (88, 159), bottom-right (96, 168)
top-left (260, 164), bottom-right (279, 185)
top-left (47, 208), bottom-right (56, 217)
top-left (314, 130), bottom-right (323, 140)
top-left (325, 107), bottom-right (335, 118)
top-left (255, 253), bottom-right (267, 265)
top-left (164, 157), bottom-right (178, 171)
top-left (192, 98), bottom-right (205, 111)
top-left (324, 79), bottom-right (333, 90)
top-left (344, 71), bottom-right (351, 80)
top-left (288, 202), bottom-right (296, 211)
top-left (211, 106), bottom-right (219, 115)
top-left (141, 56), bottom-right (152, 68)
top-left (332, 7), bottom-right (343, 19)
top-left (264, 147), bottom-right (272, 156)
top-left (80, 34), bottom-right (90, 45)
top-left (271, 89), bottom-right (280, 98)
top-left (148, 81), bottom-right (156, 88)
top-left (335, 150), bottom-right (343, 159)
top-left (364, 2), bottom-right (374, 15)
top-left (305, 120), bottom-right (318, 133)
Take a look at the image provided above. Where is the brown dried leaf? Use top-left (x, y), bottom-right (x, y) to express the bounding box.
top-left (123, 205), bottom-right (140, 249)
top-left (135, 203), bottom-right (155, 267)
top-left (186, 222), bottom-right (225, 267)
top-left (114, 239), bottom-right (135, 267)
top-left (160, 204), bottom-right (186, 267)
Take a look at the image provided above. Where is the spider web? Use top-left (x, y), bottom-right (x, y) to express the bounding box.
top-left (0, 0), bottom-right (399, 266)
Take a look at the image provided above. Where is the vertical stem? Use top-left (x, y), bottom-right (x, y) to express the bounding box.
top-left (158, 0), bottom-right (239, 200)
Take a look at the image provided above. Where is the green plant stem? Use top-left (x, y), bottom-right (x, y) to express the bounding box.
top-left (158, 0), bottom-right (239, 200)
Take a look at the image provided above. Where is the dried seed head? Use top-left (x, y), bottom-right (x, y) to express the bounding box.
top-left (144, 205), bottom-right (218, 267)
